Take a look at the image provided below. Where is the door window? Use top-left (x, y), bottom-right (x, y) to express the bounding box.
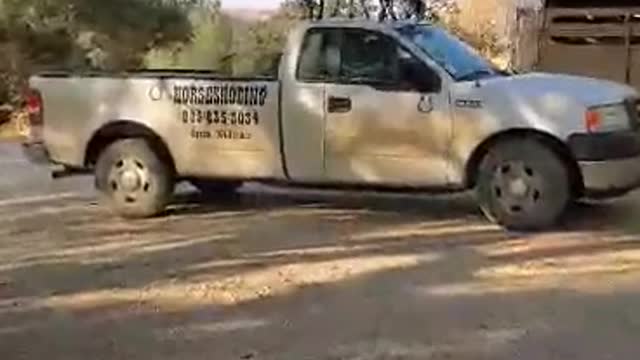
top-left (339, 29), bottom-right (441, 93)
top-left (341, 30), bottom-right (397, 83)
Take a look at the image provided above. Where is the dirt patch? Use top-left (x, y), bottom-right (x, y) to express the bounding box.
top-left (1, 156), bottom-right (640, 359)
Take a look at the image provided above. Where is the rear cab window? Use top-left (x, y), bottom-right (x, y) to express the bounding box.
top-left (296, 28), bottom-right (341, 82)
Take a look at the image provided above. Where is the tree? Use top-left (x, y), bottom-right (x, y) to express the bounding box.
top-left (0, 0), bottom-right (193, 69)
top-left (290, 0), bottom-right (438, 21)
top-left (232, 13), bottom-right (295, 77)
top-left (145, 2), bottom-right (234, 74)
top-left (0, 0), bottom-right (194, 105)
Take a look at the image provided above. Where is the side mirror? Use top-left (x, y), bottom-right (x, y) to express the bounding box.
top-left (403, 61), bottom-right (441, 94)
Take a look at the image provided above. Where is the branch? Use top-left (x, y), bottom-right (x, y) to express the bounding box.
top-left (360, 0), bottom-right (370, 19)
top-left (378, 0), bottom-right (397, 21)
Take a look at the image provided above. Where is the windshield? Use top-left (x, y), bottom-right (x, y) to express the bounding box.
top-left (397, 24), bottom-right (501, 81)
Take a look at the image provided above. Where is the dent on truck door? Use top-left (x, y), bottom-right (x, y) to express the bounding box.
top-left (324, 29), bottom-right (452, 187)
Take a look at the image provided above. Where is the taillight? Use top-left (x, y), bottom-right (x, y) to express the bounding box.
top-left (25, 89), bottom-right (43, 126)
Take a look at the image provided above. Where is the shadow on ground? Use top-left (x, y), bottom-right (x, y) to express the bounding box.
top-left (1, 185), bottom-right (640, 359)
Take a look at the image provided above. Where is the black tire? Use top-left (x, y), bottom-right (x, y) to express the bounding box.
top-left (95, 138), bottom-right (173, 218)
top-left (190, 179), bottom-right (242, 198)
top-left (475, 138), bottom-right (572, 231)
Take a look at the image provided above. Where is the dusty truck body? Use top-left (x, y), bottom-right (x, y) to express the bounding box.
top-left (536, 0), bottom-right (640, 89)
top-left (21, 19), bottom-right (640, 230)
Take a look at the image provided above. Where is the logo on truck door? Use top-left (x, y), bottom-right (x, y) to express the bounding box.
top-left (149, 85), bottom-right (163, 101)
top-left (171, 83), bottom-right (269, 141)
top-left (455, 99), bottom-right (483, 109)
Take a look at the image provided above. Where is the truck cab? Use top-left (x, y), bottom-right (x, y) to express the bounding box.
top-left (279, 21), bottom-right (456, 187)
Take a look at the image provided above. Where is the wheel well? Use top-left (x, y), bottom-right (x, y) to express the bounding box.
top-left (465, 129), bottom-right (584, 197)
top-left (85, 120), bottom-right (176, 174)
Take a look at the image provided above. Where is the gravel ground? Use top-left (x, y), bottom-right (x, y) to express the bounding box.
top-left (1, 142), bottom-right (640, 360)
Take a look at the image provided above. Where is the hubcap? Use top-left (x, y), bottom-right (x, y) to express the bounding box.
top-left (491, 161), bottom-right (542, 214)
top-left (108, 157), bottom-right (151, 203)
top-left (508, 178), bottom-right (529, 198)
top-left (120, 169), bottom-right (141, 192)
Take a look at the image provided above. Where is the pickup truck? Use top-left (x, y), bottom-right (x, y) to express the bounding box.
top-left (21, 19), bottom-right (640, 231)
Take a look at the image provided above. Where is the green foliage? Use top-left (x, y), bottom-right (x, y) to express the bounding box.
top-left (145, 8), bottom-right (233, 74)
top-left (1, 0), bottom-right (194, 69)
top-left (0, 0), bottom-right (194, 105)
top-left (145, 3), bottom-right (295, 77)
top-left (232, 14), bottom-right (294, 77)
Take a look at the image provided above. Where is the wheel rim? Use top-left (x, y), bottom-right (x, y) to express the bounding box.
top-left (490, 160), bottom-right (543, 216)
top-left (107, 157), bottom-right (152, 204)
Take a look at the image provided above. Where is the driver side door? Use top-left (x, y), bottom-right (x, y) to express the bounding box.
top-left (324, 28), bottom-right (453, 187)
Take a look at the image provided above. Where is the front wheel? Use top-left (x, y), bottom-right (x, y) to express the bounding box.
top-left (95, 138), bottom-right (174, 218)
top-left (475, 138), bottom-right (572, 231)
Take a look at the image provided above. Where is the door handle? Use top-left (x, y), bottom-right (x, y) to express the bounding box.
top-left (328, 96), bottom-right (352, 113)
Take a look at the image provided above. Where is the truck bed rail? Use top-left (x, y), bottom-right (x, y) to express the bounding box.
top-left (34, 69), bottom-right (277, 81)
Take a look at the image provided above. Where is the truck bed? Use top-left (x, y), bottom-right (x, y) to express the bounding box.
top-left (30, 71), bottom-right (286, 181)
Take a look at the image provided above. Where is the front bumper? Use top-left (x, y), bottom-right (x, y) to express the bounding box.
top-left (569, 130), bottom-right (640, 197)
top-left (579, 155), bottom-right (640, 198)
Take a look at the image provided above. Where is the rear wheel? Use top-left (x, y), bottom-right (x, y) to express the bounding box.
top-left (95, 138), bottom-right (173, 218)
top-left (475, 138), bottom-right (572, 231)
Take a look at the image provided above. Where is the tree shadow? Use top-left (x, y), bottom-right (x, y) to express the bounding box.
top-left (2, 164), bottom-right (640, 359)
top-left (169, 182), bottom-right (640, 235)
top-left (168, 183), bottom-right (484, 220)
top-left (1, 220), bottom-right (640, 360)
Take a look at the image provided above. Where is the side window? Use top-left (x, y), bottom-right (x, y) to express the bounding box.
top-left (297, 29), bottom-right (340, 82)
top-left (396, 47), bottom-right (442, 93)
top-left (340, 29), bottom-right (397, 83)
top-left (340, 29), bottom-right (441, 93)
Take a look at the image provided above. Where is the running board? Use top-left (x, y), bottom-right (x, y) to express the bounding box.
top-left (51, 165), bottom-right (90, 179)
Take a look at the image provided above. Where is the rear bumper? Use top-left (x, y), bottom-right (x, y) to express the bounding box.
top-left (22, 142), bottom-right (89, 179)
top-left (21, 141), bottom-right (52, 166)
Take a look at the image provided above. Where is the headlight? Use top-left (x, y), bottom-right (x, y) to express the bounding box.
top-left (585, 103), bottom-right (629, 133)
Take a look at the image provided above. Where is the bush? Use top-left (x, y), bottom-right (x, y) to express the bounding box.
top-left (0, 0), bottom-right (194, 106)
top-left (433, 0), bottom-right (509, 68)
top-left (231, 14), bottom-right (294, 77)
top-left (144, 10), bottom-right (233, 74)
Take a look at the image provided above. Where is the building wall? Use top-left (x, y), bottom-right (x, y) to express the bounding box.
top-left (456, 0), bottom-right (543, 70)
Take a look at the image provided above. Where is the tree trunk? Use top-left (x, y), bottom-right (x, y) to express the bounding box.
top-left (378, 0), bottom-right (397, 21)
top-left (317, 0), bottom-right (325, 19)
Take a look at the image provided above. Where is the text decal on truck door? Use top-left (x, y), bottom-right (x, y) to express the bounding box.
top-left (171, 83), bottom-right (270, 141)
top-left (172, 84), bottom-right (268, 106)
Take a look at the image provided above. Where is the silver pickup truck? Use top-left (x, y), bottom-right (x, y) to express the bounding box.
top-left (21, 20), bottom-right (640, 231)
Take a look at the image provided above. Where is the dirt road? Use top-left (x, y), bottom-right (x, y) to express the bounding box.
top-left (1, 142), bottom-right (640, 360)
